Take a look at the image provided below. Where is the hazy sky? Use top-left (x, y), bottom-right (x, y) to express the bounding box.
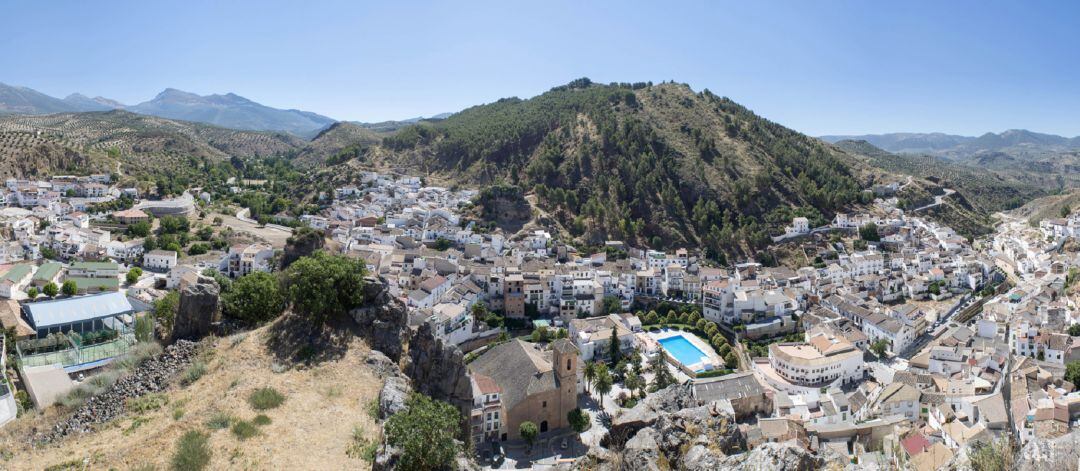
top-left (3, 0), bottom-right (1079, 136)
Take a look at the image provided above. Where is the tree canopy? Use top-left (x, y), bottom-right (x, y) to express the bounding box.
top-left (222, 271), bottom-right (286, 325)
top-left (384, 394), bottom-right (462, 471)
top-left (283, 251), bottom-right (367, 321)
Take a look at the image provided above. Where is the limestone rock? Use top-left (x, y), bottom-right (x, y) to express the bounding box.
top-left (350, 276), bottom-right (408, 361)
top-left (607, 384), bottom-right (696, 447)
top-left (404, 323), bottom-right (473, 411)
top-left (621, 427), bottom-right (664, 471)
top-left (1017, 431), bottom-right (1080, 471)
top-left (717, 442), bottom-right (823, 471)
top-left (172, 276), bottom-right (220, 341)
top-left (365, 350), bottom-right (400, 379)
top-left (280, 228), bottom-right (325, 269)
top-left (379, 376), bottom-right (411, 420)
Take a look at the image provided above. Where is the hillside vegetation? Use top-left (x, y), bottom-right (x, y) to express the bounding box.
top-left (361, 79), bottom-right (876, 258)
top-left (0, 110), bottom-right (304, 183)
top-left (834, 139), bottom-right (1047, 214)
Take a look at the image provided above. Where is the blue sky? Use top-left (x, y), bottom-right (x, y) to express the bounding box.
top-left (2, 0), bottom-right (1079, 136)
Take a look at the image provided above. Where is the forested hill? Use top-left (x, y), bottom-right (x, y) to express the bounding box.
top-left (347, 79), bottom-right (879, 259)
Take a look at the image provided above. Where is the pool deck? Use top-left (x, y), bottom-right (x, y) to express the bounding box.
top-left (649, 329), bottom-right (723, 374)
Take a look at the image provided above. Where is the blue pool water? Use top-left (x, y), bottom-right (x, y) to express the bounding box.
top-left (658, 335), bottom-right (708, 369)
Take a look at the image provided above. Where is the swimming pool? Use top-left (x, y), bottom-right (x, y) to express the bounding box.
top-left (658, 335), bottom-right (709, 371)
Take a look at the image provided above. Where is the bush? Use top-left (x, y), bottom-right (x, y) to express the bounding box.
top-left (128, 393), bottom-right (169, 413)
top-left (126, 267), bottom-right (143, 285)
top-left (181, 361), bottom-right (207, 385)
top-left (205, 412), bottom-right (234, 430)
top-left (231, 420), bottom-right (259, 440)
top-left (283, 251), bottom-right (366, 322)
top-left (171, 430), bottom-right (211, 471)
top-left (221, 272), bottom-right (285, 325)
top-left (252, 414), bottom-right (272, 426)
top-left (248, 387), bottom-right (285, 410)
top-left (385, 394), bottom-right (461, 470)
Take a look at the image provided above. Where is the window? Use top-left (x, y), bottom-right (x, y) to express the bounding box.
top-left (567, 359), bottom-right (572, 371)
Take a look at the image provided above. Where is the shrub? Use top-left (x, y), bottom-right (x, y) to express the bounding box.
top-left (221, 272), bottom-right (285, 325)
top-left (171, 430), bottom-right (211, 471)
top-left (282, 251), bottom-right (366, 322)
top-left (252, 414), bottom-right (272, 426)
top-left (231, 420), bottom-right (259, 440)
top-left (128, 393), bottom-right (169, 413)
top-left (205, 412), bottom-right (234, 430)
top-left (385, 394), bottom-right (461, 470)
top-left (346, 425), bottom-right (378, 462)
top-left (248, 387), bottom-right (285, 410)
top-left (181, 361), bottom-right (207, 386)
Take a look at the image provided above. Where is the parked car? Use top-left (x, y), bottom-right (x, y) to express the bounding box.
top-left (491, 442), bottom-right (505, 465)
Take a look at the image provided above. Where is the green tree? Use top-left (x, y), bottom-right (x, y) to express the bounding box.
top-left (1062, 205), bottom-right (1072, 219)
top-left (222, 272), bottom-right (286, 324)
top-left (567, 408), bottom-right (590, 433)
top-left (127, 221), bottom-right (151, 238)
top-left (871, 339), bottom-right (890, 358)
top-left (61, 280), bottom-right (77, 296)
top-left (625, 370), bottom-right (645, 399)
top-left (593, 370), bottom-right (613, 412)
top-left (602, 296), bottom-right (621, 315)
top-left (283, 251), bottom-right (367, 322)
top-left (1069, 324), bottom-right (1080, 337)
top-left (126, 267), bottom-right (143, 285)
top-left (520, 421), bottom-right (539, 450)
top-left (608, 327), bottom-right (622, 364)
top-left (649, 354), bottom-right (675, 391)
top-left (384, 394), bottom-right (462, 471)
top-left (26, 286), bottom-right (37, 299)
top-left (859, 223), bottom-right (880, 242)
top-left (155, 291), bottom-right (181, 332)
top-left (135, 314), bottom-right (154, 343)
top-left (724, 351), bottom-right (739, 369)
top-left (43, 282), bottom-right (58, 297)
top-left (583, 361), bottom-right (597, 394)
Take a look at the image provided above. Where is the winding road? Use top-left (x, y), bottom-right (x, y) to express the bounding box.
top-left (908, 188), bottom-right (956, 212)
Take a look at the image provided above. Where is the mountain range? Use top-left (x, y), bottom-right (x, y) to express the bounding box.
top-left (820, 130), bottom-right (1080, 156)
top-left (0, 82), bottom-right (336, 137)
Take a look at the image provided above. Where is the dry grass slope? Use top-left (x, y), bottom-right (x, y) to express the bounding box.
top-left (0, 323), bottom-right (383, 470)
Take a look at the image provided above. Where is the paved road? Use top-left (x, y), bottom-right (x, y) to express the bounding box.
top-left (908, 188), bottom-right (956, 212)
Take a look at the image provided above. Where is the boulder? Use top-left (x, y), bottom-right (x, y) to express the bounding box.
top-left (172, 276), bottom-right (219, 341)
top-left (404, 323), bottom-right (473, 411)
top-left (365, 350), bottom-right (400, 379)
top-left (620, 428), bottom-right (664, 471)
top-left (378, 376), bottom-right (411, 420)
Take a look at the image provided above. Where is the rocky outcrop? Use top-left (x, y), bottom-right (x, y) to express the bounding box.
top-left (350, 276), bottom-right (408, 361)
top-left (42, 340), bottom-right (199, 442)
top-left (583, 386), bottom-right (747, 470)
top-left (606, 384), bottom-right (697, 448)
top-left (280, 228), bottom-right (325, 269)
top-left (403, 323), bottom-right (473, 411)
top-left (378, 376), bottom-right (411, 420)
top-left (1016, 432), bottom-right (1080, 471)
top-left (172, 276), bottom-right (220, 341)
top-left (365, 350), bottom-right (400, 379)
top-left (716, 442), bottom-right (824, 471)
